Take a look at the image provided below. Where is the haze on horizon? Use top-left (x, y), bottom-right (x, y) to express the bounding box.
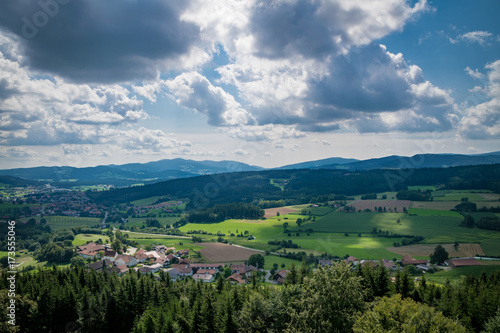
top-left (0, 0), bottom-right (499, 170)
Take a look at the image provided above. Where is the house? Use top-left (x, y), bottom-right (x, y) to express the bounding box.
top-left (88, 259), bottom-right (113, 272)
top-left (226, 273), bottom-right (246, 284)
top-left (115, 254), bottom-right (138, 267)
top-left (138, 266), bottom-right (154, 274)
top-left (153, 245), bottom-right (167, 253)
top-left (166, 253), bottom-right (177, 261)
top-left (244, 265), bottom-right (259, 277)
top-left (167, 268), bottom-right (181, 281)
top-left (144, 263), bottom-right (162, 273)
top-left (177, 249), bottom-right (190, 256)
top-left (178, 258), bottom-right (191, 265)
top-left (103, 250), bottom-right (117, 262)
top-left (345, 256), bottom-right (359, 264)
top-left (78, 242), bottom-right (105, 259)
top-left (383, 259), bottom-right (398, 270)
top-left (273, 270), bottom-right (288, 284)
top-left (115, 264), bottom-right (129, 275)
top-left (230, 264), bottom-right (246, 274)
top-left (360, 260), bottom-right (379, 268)
top-left (401, 255), bottom-right (428, 266)
top-left (176, 267), bottom-right (193, 277)
top-left (155, 257), bottom-right (170, 268)
top-left (134, 249), bottom-right (149, 263)
top-left (193, 273), bottom-right (214, 283)
top-left (448, 258), bottom-right (481, 267)
top-left (145, 251), bottom-right (161, 259)
top-left (318, 259), bottom-right (333, 267)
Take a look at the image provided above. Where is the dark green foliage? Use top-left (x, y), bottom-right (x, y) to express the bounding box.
top-left (188, 203), bottom-right (264, 223)
top-left (396, 189), bottom-right (432, 201)
top-left (461, 214), bottom-right (475, 228)
top-left (2, 265), bottom-right (498, 333)
top-left (88, 164), bottom-right (500, 207)
top-left (476, 216), bottom-right (500, 231)
top-left (361, 193), bottom-right (377, 200)
top-left (247, 254), bottom-right (265, 269)
top-left (36, 242), bottom-right (75, 263)
top-left (430, 245), bottom-right (449, 265)
top-left (455, 201), bottom-right (477, 212)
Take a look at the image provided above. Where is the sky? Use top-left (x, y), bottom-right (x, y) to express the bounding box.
top-left (0, 0), bottom-right (499, 169)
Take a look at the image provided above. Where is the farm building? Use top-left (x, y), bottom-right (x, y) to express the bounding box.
top-left (447, 258), bottom-right (481, 267)
top-left (190, 263), bottom-right (224, 270)
top-left (78, 242), bottom-right (105, 259)
top-left (401, 255), bottom-right (428, 266)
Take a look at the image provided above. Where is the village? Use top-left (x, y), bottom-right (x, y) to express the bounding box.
top-left (77, 240), bottom-right (485, 286)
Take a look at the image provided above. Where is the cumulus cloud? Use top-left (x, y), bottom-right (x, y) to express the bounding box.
top-left (459, 60), bottom-right (500, 139)
top-left (227, 124), bottom-right (306, 142)
top-left (163, 72), bottom-right (255, 126)
top-left (248, 0), bottom-right (429, 59)
top-left (0, 1), bottom-right (200, 83)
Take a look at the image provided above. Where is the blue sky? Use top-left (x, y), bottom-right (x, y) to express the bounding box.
top-left (0, 0), bottom-right (499, 169)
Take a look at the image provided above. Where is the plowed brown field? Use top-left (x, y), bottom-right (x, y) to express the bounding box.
top-left (197, 242), bottom-right (262, 262)
top-left (388, 243), bottom-right (485, 258)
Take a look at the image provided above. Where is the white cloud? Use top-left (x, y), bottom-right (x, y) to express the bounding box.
top-left (233, 149), bottom-right (250, 156)
top-left (465, 67), bottom-right (485, 80)
top-left (454, 30), bottom-right (496, 46)
top-left (227, 124), bottom-right (306, 142)
top-left (163, 72), bottom-right (255, 126)
top-left (0, 35), bottom-right (149, 146)
top-left (459, 60), bottom-right (500, 139)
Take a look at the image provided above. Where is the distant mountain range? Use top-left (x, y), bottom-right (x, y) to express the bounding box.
top-left (278, 151), bottom-right (500, 171)
top-left (1, 152), bottom-right (499, 186)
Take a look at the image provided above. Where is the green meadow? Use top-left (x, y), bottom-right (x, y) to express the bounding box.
top-left (426, 264), bottom-right (500, 285)
top-left (44, 216), bottom-right (101, 231)
top-left (72, 233), bottom-right (110, 246)
top-left (176, 189), bottom-right (500, 261)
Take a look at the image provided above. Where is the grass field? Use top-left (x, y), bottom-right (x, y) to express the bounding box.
top-left (72, 234), bottom-right (110, 246)
top-left (114, 216), bottom-right (181, 229)
top-left (426, 265), bottom-right (500, 285)
top-left (130, 196), bottom-right (163, 206)
top-left (44, 216), bottom-right (101, 231)
top-left (407, 208), bottom-right (462, 217)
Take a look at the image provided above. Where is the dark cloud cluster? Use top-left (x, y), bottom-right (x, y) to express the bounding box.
top-left (0, 0), bottom-right (199, 83)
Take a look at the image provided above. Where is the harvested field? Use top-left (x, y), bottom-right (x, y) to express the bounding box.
top-left (410, 201), bottom-right (458, 210)
top-left (479, 193), bottom-right (500, 201)
top-left (347, 200), bottom-right (410, 212)
top-left (387, 243), bottom-right (485, 258)
top-left (264, 207), bottom-right (298, 218)
top-left (197, 242), bottom-right (262, 262)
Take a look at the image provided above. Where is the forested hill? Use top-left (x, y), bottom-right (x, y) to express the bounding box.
top-left (87, 164), bottom-right (500, 207)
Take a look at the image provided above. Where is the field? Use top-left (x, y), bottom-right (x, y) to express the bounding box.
top-left (72, 234), bottom-right (110, 246)
top-left (197, 242), bottom-right (262, 262)
top-left (174, 189), bottom-right (500, 264)
top-left (387, 243), bottom-right (485, 259)
top-left (347, 200), bottom-right (410, 212)
top-left (44, 216), bottom-right (101, 231)
top-left (426, 264), bottom-right (500, 284)
top-left (264, 206), bottom-right (299, 218)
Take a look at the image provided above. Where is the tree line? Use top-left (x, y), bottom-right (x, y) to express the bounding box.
top-left (187, 203), bottom-right (264, 224)
top-left (88, 164), bottom-right (500, 209)
top-left (2, 262), bottom-right (499, 332)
